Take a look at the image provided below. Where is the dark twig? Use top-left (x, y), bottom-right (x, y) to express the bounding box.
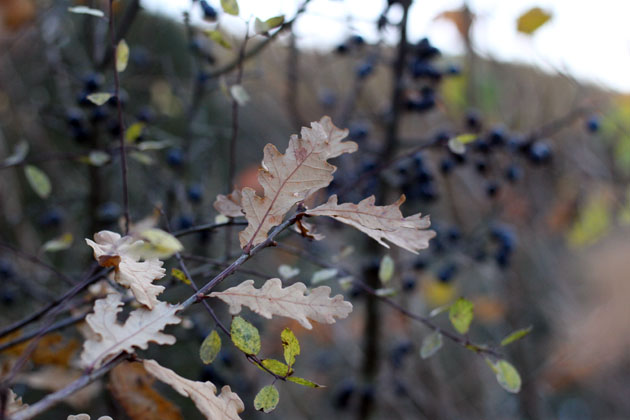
top-left (0, 241), bottom-right (76, 286)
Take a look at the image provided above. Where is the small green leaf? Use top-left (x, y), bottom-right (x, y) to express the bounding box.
top-left (378, 254), bottom-right (394, 284)
top-left (254, 385), bottom-right (279, 413)
top-left (374, 288), bottom-right (396, 297)
top-left (449, 298), bottom-right (474, 334)
top-left (171, 268), bottom-right (191, 285)
top-left (489, 359), bottom-right (522, 393)
top-left (200, 330), bottom-right (221, 364)
top-left (259, 359), bottom-right (291, 376)
top-left (3, 141), bottom-right (29, 166)
top-left (254, 15), bottom-right (285, 34)
top-left (221, 0), bottom-right (239, 16)
top-left (206, 30), bottom-right (232, 50)
top-left (68, 6), bottom-right (104, 17)
top-left (137, 140), bottom-right (172, 151)
top-left (311, 268), bottom-right (338, 285)
top-left (24, 165), bottom-right (51, 199)
top-left (281, 328), bottom-right (300, 368)
top-left (125, 122), bottom-right (145, 143)
top-left (129, 151), bottom-right (154, 165)
top-left (42, 233), bottom-right (73, 253)
top-left (420, 330), bottom-right (443, 359)
top-left (500, 326), bottom-right (533, 347)
top-left (516, 7), bottom-right (552, 35)
top-left (87, 150), bottom-right (111, 166)
top-left (287, 376), bottom-right (323, 388)
top-left (116, 39), bottom-right (129, 72)
top-left (447, 133), bottom-right (476, 154)
top-left (86, 92), bottom-right (112, 106)
top-left (231, 316), bottom-right (260, 355)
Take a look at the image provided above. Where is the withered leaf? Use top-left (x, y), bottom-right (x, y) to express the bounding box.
top-left (209, 278), bottom-right (352, 329)
top-left (213, 190), bottom-right (243, 218)
top-left (306, 194), bottom-right (435, 254)
top-left (80, 293), bottom-right (182, 369)
top-left (143, 359), bottom-right (244, 420)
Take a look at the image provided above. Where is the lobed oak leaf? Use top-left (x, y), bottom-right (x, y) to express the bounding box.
top-left (143, 359), bottom-right (244, 420)
top-left (209, 278), bottom-right (353, 330)
top-left (80, 293), bottom-right (182, 369)
top-left (238, 116), bottom-right (357, 249)
top-left (213, 189), bottom-right (244, 218)
top-left (5, 388), bottom-right (28, 416)
top-left (305, 194), bottom-right (435, 254)
top-left (86, 231), bottom-right (165, 309)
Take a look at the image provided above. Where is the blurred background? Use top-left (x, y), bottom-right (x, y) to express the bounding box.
top-left (1, 0), bottom-right (630, 419)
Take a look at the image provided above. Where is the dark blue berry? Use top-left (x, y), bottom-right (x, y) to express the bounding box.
top-left (90, 107), bottom-right (108, 123)
top-left (200, 0), bottom-right (217, 20)
top-left (333, 380), bottom-right (355, 409)
top-left (349, 122), bottom-right (369, 140)
top-left (474, 139), bottom-right (491, 154)
top-left (356, 61), bottom-right (373, 79)
top-left (178, 215), bottom-right (194, 230)
top-left (39, 208), bottom-right (63, 227)
top-left (475, 160), bottom-right (488, 174)
top-left (97, 202), bottom-right (121, 224)
top-left (136, 107), bottom-right (154, 123)
top-left (485, 181), bottom-right (500, 197)
top-left (440, 157), bottom-right (455, 175)
top-left (465, 110), bottom-right (482, 131)
top-left (488, 126), bottom-right (507, 146)
top-left (83, 73), bottom-right (103, 93)
top-left (350, 34), bottom-right (365, 46)
top-left (166, 148), bottom-right (184, 167)
top-left (402, 276), bottom-right (416, 291)
top-left (418, 181), bottom-right (438, 201)
top-left (335, 43), bottom-right (349, 54)
top-left (586, 116), bottom-right (600, 133)
top-left (319, 89), bottom-right (337, 108)
top-left (437, 262), bottom-right (457, 283)
top-left (2, 291), bottom-right (16, 306)
top-left (410, 59), bottom-right (441, 80)
top-left (187, 184), bottom-right (203, 203)
top-left (446, 64), bottom-right (460, 75)
top-left (528, 141), bottom-right (552, 164)
top-left (416, 38), bottom-right (440, 60)
top-left (77, 92), bottom-right (94, 107)
top-left (447, 227), bottom-right (461, 242)
top-left (505, 164), bottom-right (522, 183)
top-left (0, 260), bottom-right (14, 278)
top-left (414, 258), bottom-right (428, 270)
top-left (66, 108), bottom-right (83, 128)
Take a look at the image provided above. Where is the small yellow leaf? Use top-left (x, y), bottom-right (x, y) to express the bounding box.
top-left (125, 122), bottom-right (145, 143)
top-left (206, 30), bottom-right (231, 50)
top-left (378, 254), bottom-right (394, 284)
top-left (199, 330), bottom-right (221, 364)
top-left (259, 359), bottom-right (291, 376)
top-left (137, 228), bottom-right (184, 259)
top-left (116, 39), bottom-right (130, 72)
top-left (221, 0), bottom-right (239, 16)
top-left (86, 92), bottom-right (112, 106)
top-left (24, 165), bottom-right (51, 199)
top-left (254, 15), bottom-right (284, 34)
top-left (517, 7), bottom-right (552, 35)
top-left (449, 297), bottom-right (474, 334)
top-left (230, 316), bottom-right (260, 355)
top-left (171, 268), bottom-right (190, 285)
top-left (42, 233), bottom-right (73, 253)
top-left (281, 328), bottom-right (300, 369)
top-left (490, 359), bottom-right (522, 393)
top-left (287, 376), bottom-right (322, 387)
top-left (253, 385), bottom-right (279, 413)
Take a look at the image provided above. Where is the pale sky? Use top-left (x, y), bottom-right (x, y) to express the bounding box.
top-left (143, 0), bottom-right (630, 93)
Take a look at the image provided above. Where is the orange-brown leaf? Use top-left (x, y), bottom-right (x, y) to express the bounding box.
top-left (109, 361), bottom-right (183, 420)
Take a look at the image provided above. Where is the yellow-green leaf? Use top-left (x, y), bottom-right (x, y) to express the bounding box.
top-left (449, 297), bottom-right (474, 334)
top-left (125, 122), bottom-right (145, 143)
top-left (378, 254), bottom-right (394, 284)
top-left (42, 233), bottom-right (73, 253)
top-left (281, 328), bottom-right (300, 368)
top-left (221, 0), bottom-right (239, 16)
top-left (254, 15), bottom-right (285, 34)
top-left (420, 330), bottom-right (443, 359)
top-left (116, 39), bottom-right (130, 72)
top-left (129, 151), bottom-right (154, 165)
top-left (259, 359), bottom-right (291, 376)
top-left (135, 228), bottom-right (184, 259)
top-left (287, 376), bottom-right (323, 388)
top-left (254, 385), bottom-right (278, 413)
top-left (489, 359), bottom-right (522, 393)
top-left (137, 140), bottom-right (172, 151)
top-left (231, 316), bottom-right (260, 355)
top-left (500, 326), bottom-right (533, 347)
top-left (171, 268), bottom-right (191, 285)
top-left (516, 7), bottom-right (552, 35)
top-left (206, 30), bottom-right (232, 50)
top-left (24, 165), bottom-right (51, 199)
top-left (86, 92), bottom-right (112, 106)
top-left (230, 84), bottom-right (250, 106)
top-left (200, 330), bottom-right (221, 364)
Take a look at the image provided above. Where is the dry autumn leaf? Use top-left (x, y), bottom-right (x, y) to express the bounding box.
top-left (143, 359), bottom-right (244, 420)
top-left (238, 116), bottom-right (357, 249)
top-left (109, 361), bottom-right (183, 420)
top-left (80, 293), bottom-right (182, 369)
top-left (209, 278), bottom-right (353, 329)
top-left (213, 189), bottom-right (244, 218)
top-left (86, 231), bottom-right (166, 309)
top-left (306, 194), bottom-right (435, 254)
top-left (5, 389), bottom-right (28, 416)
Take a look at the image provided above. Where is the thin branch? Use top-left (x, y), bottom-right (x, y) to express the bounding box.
top-left (173, 220), bottom-right (247, 238)
top-left (0, 241), bottom-right (76, 286)
top-left (109, 0), bottom-right (130, 234)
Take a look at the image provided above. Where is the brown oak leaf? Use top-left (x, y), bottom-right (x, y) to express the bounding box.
top-left (213, 190), bottom-right (244, 218)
